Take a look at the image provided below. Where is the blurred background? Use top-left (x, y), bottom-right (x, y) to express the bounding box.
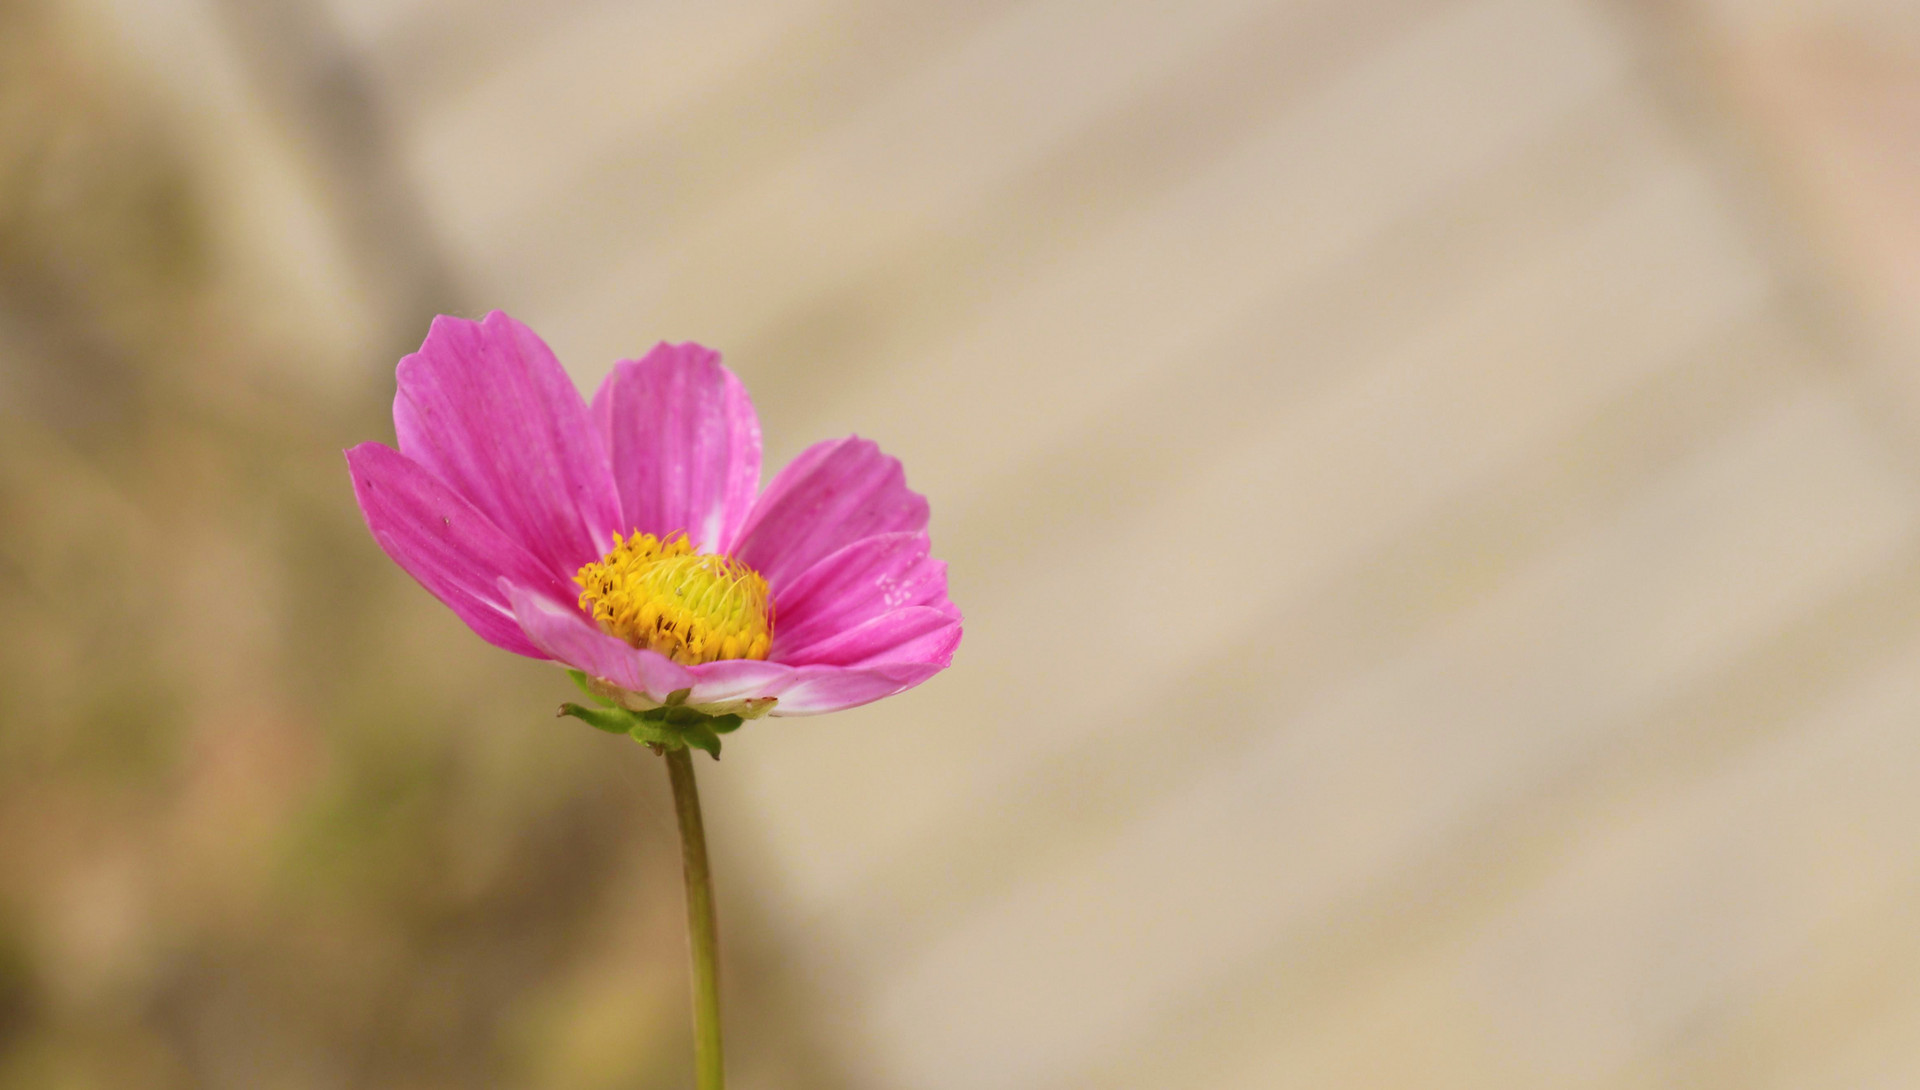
top-left (5, 0), bottom-right (1920, 1086)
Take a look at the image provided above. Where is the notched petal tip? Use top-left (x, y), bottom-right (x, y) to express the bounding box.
top-left (734, 436), bottom-right (933, 590)
top-left (592, 339), bottom-right (762, 554)
top-left (391, 309), bottom-right (622, 579)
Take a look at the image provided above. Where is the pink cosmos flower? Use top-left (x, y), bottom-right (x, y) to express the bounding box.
top-left (347, 311), bottom-right (960, 720)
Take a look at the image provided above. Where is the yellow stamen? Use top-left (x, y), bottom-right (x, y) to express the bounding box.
top-left (574, 531), bottom-right (773, 665)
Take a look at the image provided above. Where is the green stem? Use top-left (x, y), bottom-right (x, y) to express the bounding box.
top-left (665, 746), bottom-right (725, 1090)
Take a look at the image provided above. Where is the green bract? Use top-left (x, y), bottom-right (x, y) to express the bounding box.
top-left (560, 670), bottom-right (743, 757)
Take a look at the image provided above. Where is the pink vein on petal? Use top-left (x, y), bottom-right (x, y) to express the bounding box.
top-left (732, 437), bottom-right (931, 592)
top-left (504, 582), bottom-right (696, 699)
top-left (346, 442), bottom-right (567, 657)
top-left (393, 311), bottom-right (621, 580)
top-left (591, 342), bottom-right (761, 554)
top-left (771, 530), bottom-right (957, 658)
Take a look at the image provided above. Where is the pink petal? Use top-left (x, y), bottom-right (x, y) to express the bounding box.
top-left (733, 437), bottom-right (931, 592)
top-left (678, 648), bottom-right (957, 715)
top-left (770, 661), bottom-right (949, 716)
top-left (770, 531), bottom-right (955, 655)
top-left (393, 311), bottom-right (622, 579)
top-left (504, 583), bottom-right (697, 699)
top-left (780, 607), bottom-right (961, 668)
top-left (346, 442), bottom-right (566, 657)
top-left (681, 658), bottom-right (945, 716)
top-left (683, 658), bottom-right (794, 706)
top-left (590, 343), bottom-right (761, 553)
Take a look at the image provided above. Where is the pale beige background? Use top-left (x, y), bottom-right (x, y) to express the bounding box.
top-left (5, 0), bottom-right (1920, 1087)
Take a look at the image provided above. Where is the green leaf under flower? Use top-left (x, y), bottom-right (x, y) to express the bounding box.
top-left (558, 701), bottom-right (638, 734)
top-left (677, 722), bottom-right (723, 758)
top-left (557, 696), bottom-right (741, 758)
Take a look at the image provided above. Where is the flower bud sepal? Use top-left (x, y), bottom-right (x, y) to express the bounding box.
top-left (559, 670), bottom-right (741, 758)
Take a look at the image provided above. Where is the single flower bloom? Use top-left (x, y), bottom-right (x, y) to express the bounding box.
top-left (347, 311), bottom-right (960, 720)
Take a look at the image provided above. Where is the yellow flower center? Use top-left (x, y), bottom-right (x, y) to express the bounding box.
top-left (573, 532), bottom-right (773, 665)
